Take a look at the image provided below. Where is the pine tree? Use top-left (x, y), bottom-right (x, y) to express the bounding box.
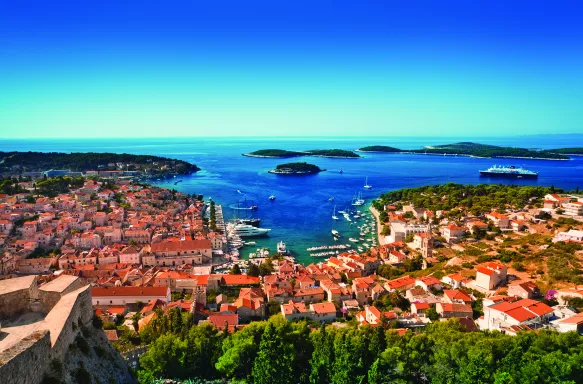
top-left (252, 322), bottom-right (294, 384)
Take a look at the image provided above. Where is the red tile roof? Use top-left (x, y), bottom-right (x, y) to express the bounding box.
top-left (92, 286), bottom-right (169, 297)
top-left (151, 239), bottom-right (212, 252)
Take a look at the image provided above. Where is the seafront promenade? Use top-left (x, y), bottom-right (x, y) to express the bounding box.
top-left (369, 205), bottom-right (388, 246)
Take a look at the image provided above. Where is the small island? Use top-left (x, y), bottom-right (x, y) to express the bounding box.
top-left (357, 145), bottom-right (401, 153)
top-left (304, 149), bottom-right (360, 158)
top-left (268, 162), bottom-right (324, 175)
top-left (243, 149), bottom-right (305, 158)
top-left (243, 148), bottom-right (360, 158)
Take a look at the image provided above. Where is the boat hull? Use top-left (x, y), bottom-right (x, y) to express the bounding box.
top-left (479, 171), bottom-right (538, 179)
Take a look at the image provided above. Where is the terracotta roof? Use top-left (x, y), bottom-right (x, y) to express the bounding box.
top-left (311, 302), bottom-right (336, 314)
top-left (221, 274), bottom-right (260, 286)
top-left (439, 303), bottom-right (473, 313)
top-left (92, 286), bottom-right (169, 298)
top-left (151, 239), bottom-right (212, 252)
top-left (443, 290), bottom-right (473, 303)
top-left (208, 313), bottom-right (238, 330)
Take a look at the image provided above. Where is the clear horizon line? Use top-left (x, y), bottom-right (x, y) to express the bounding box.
top-left (2, 133), bottom-right (583, 140)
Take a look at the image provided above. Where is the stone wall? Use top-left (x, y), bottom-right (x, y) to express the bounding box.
top-left (0, 275), bottom-right (39, 319)
top-left (45, 285), bottom-right (93, 361)
top-left (0, 330), bottom-right (51, 384)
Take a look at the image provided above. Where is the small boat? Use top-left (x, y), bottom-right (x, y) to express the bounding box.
top-left (331, 230), bottom-right (340, 237)
top-left (343, 213), bottom-right (352, 222)
top-left (277, 241), bottom-right (288, 255)
top-left (364, 176), bottom-right (372, 189)
top-left (349, 238), bottom-right (359, 243)
top-left (338, 210), bottom-right (346, 214)
top-left (237, 189), bottom-right (242, 193)
top-left (332, 205), bottom-right (339, 220)
top-left (269, 195), bottom-right (276, 201)
top-left (244, 241), bottom-right (256, 245)
top-left (328, 197), bottom-right (334, 201)
top-left (340, 169), bottom-right (343, 174)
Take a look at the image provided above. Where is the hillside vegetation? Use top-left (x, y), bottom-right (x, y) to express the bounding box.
top-left (0, 151), bottom-right (199, 175)
top-left (135, 313), bottom-right (583, 384)
top-left (374, 183), bottom-right (559, 214)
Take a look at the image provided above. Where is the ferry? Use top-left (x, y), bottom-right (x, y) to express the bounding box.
top-left (479, 165), bottom-right (538, 179)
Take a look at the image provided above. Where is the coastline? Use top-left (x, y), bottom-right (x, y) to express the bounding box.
top-left (355, 150), bottom-right (569, 161)
top-left (369, 205), bottom-right (388, 246)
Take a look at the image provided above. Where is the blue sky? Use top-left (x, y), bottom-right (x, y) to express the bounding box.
top-left (1, 1), bottom-right (582, 138)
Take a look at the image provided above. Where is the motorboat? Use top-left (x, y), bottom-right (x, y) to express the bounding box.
top-left (331, 230), bottom-right (340, 237)
top-left (231, 223), bottom-right (271, 237)
top-left (269, 195), bottom-right (276, 201)
top-left (349, 238), bottom-right (359, 243)
top-left (277, 241), bottom-right (287, 255)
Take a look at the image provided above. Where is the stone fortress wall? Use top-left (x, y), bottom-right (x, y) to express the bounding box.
top-left (0, 275), bottom-right (92, 384)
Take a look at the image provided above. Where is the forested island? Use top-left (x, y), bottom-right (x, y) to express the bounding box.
top-left (0, 151), bottom-right (200, 177)
top-left (269, 162), bottom-right (324, 175)
top-left (244, 149), bottom-right (360, 158)
top-left (357, 145), bottom-right (401, 153)
top-left (357, 142), bottom-right (580, 160)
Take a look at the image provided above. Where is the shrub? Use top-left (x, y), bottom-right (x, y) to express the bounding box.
top-left (73, 367), bottom-right (91, 383)
top-left (75, 334), bottom-right (91, 355)
top-left (512, 262), bottom-right (526, 272)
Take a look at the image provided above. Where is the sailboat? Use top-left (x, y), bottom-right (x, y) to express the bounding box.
top-left (351, 192), bottom-right (365, 206)
top-left (332, 205), bottom-right (339, 220)
top-left (364, 177), bottom-right (372, 189)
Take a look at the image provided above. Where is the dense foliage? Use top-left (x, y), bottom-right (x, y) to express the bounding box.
top-left (413, 142), bottom-right (569, 159)
top-left (137, 315), bottom-right (583, 384)
top-left (246, 149), bottom-right (305, 157)
top-left (0, 151), bottom-right (199, 174)
top-left (358, 145), bottom-right (401, 152)
top-left (357, 142), bottom-right (579, 159)
top-left (272, 162), bottom-right (323, 174)
top-left (246, 149), bottom-right (359, 158)
top-left (550, 148), bottom-right (583, 154)
top-left (375, 183), bottom-right (559, 215)
top-left (305, 149), bottom-right (360, 158)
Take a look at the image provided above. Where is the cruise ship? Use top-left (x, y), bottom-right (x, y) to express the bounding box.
top-left (231, 223), bottom-right (271, 237)
top-left (479, 165), bottom-right (538, 179)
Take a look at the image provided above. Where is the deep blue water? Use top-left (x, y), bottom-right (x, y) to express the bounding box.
top-left (2, 136), bottom-right (583, 263)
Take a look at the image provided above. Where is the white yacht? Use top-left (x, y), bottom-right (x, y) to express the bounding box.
top-left (364, 177), bottom-right (372, 189)
top-left (269, 195), bottom-right (276, 201)
top-left (277, 241), bottom-right (287, 254)
top-left (331, 229), bottom-right (339, 237)
top-left (231, 223), bottom-right (271, 237)
top-left (349, 237), bottom-right (359, 243)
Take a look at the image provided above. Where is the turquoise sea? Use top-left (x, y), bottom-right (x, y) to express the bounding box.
top-left (2, 135), bottom-right (583, 264)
